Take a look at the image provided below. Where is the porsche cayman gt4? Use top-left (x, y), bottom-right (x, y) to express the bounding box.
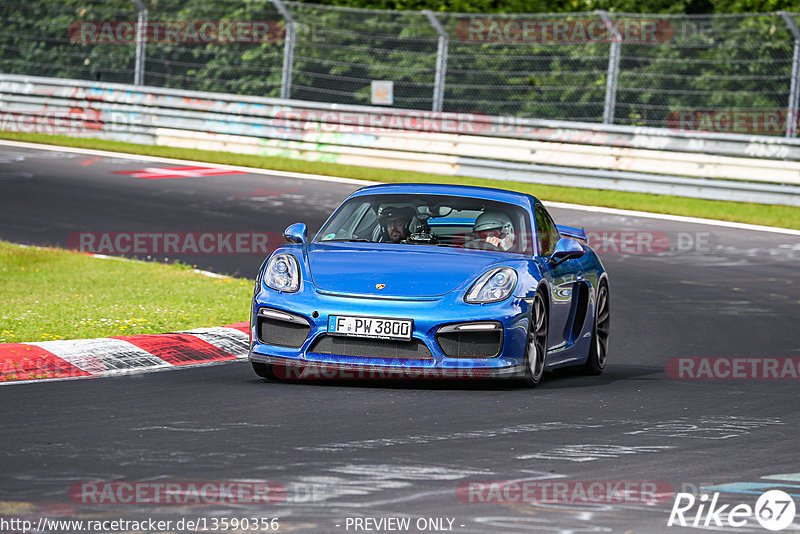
top-left (249, 183), bottom-right (609, 386)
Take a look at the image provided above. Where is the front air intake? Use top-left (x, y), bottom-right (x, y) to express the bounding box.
top-left (309, 336), bottom-right (433, 360)
top-left (436, 322), bottom-right (503, 358)
top-left (257, 308), bottom-right (311, 348)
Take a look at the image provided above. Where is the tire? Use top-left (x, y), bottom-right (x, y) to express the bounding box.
top-left (583, 281), bottom-right (610, 375)
top-left (522, 290), bottom-right (548, 387)
top-left (252, 361), bottom-right (277, 380)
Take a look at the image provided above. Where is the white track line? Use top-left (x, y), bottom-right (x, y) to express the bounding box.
top-left (93, 254), bottom-right (229, 279)
top-left (543, 201), bottom-right (800, 236)
top-left (0, 139), bottom-right (376, 186)
top-left (16, 244), bottom-right (230, 279)
top-left (2, 138), bottom-right (798, 236)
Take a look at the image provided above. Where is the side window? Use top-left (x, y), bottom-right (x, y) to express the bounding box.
top-left (353, 205), bottom-right (378, 237)
top-left (545, 211), bottom-right (560, 255)
top-left (535, 205), bottom-right (559, 257)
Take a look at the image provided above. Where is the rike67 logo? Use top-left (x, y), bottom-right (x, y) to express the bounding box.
top-left (668, 490), bottom-right (796, 531)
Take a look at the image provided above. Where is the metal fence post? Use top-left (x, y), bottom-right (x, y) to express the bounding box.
top-left (423, 10), bottom-right (449, 112)
top-left (270, 0), bottom-right (296, 100)
top-left (132, 0), bottom-right (147, 86)
top-left (779, 11), bottom-right (800, 137)
top-left (597, 10), bottom-right (621, 124)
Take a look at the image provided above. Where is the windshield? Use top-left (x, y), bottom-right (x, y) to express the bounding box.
top-left (315, 194), bottom-right (532, 254)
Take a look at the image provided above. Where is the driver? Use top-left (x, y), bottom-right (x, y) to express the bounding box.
top-left (472, 211), bottom-right (516, 251)
top-left (377, 206), bottom-right (415, 243)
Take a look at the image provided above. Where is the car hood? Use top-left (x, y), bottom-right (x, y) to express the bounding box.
top-left (306, 243), bottom-right (505, 298)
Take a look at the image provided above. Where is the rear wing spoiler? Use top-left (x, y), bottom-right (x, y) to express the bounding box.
top-left (556, 224), bottom-right (587, 244)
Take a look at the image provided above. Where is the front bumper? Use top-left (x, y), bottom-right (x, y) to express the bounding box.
top-left (249, 284), bottom-right (531, 377)
top-left (249, 351), bottom-right (528, 380)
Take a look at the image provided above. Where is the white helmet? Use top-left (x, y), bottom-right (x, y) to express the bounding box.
top-left (473, 211), bottom-right (515, 251)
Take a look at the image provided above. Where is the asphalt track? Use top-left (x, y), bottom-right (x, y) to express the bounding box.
top-left (1, 143), bottom-right (799, 534)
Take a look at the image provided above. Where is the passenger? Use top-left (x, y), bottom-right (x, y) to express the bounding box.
top-left (472, 211), bottom-right (516, 251)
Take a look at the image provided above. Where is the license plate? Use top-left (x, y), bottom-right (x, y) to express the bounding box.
top-left (328, 315), bottom-right (413, 341)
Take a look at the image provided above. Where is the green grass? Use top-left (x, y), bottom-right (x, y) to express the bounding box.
top-left (2, 130), bottom-right (799, 230)
top-left (0, 241), bottom-right (251, 343)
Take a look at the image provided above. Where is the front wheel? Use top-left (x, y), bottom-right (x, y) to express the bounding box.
top-left (583, 281), bottom-right (610, 375)
top-left (522, 290), bottom-right (548, 387)
top-left (252, 361), bottom-right (277, 380)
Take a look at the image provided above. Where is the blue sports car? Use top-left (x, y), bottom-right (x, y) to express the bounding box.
top-left (249, 183), bottom-right (609, 386)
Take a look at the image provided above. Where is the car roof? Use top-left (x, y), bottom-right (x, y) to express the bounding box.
top-left (348, 183), bottom-right (540, 208)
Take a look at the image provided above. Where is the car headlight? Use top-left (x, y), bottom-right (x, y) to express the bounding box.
top-left (465, 267), bottom-right (517, 303)
top-left (264, 254), bottom-right (300, 292)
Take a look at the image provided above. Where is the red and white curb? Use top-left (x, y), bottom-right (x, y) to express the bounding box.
top-left (0, 322), bottom-right (249, 384)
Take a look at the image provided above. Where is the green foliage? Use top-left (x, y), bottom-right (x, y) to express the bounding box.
top-left (0, 1), bottom-right (798, 128)
top-left (0, 0), bottom-right (284, 95)
top-left (301, 0), bottom-right (800, 13)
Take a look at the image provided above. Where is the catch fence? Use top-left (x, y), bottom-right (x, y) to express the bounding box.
top-left (3, 1), bottom-right (800, 134)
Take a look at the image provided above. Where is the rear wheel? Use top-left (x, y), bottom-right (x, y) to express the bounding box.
top-left (252, 361), bottom-right (277, 380)
top-left (583, 281), bottom-right (610, 375)
top-left (522, 290), bottom-right (548, 387)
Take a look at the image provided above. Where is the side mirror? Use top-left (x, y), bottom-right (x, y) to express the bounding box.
top-left (549, 237), bottom-right (584, 266)
top-left (283, 223), bottom-right (307, 244)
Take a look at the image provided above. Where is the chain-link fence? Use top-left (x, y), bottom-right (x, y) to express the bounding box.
top-left (2, 0), bottom-right (800, 135)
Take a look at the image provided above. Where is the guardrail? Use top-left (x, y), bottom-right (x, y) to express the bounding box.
top-left (1, 74), bottom-right (799, 206)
